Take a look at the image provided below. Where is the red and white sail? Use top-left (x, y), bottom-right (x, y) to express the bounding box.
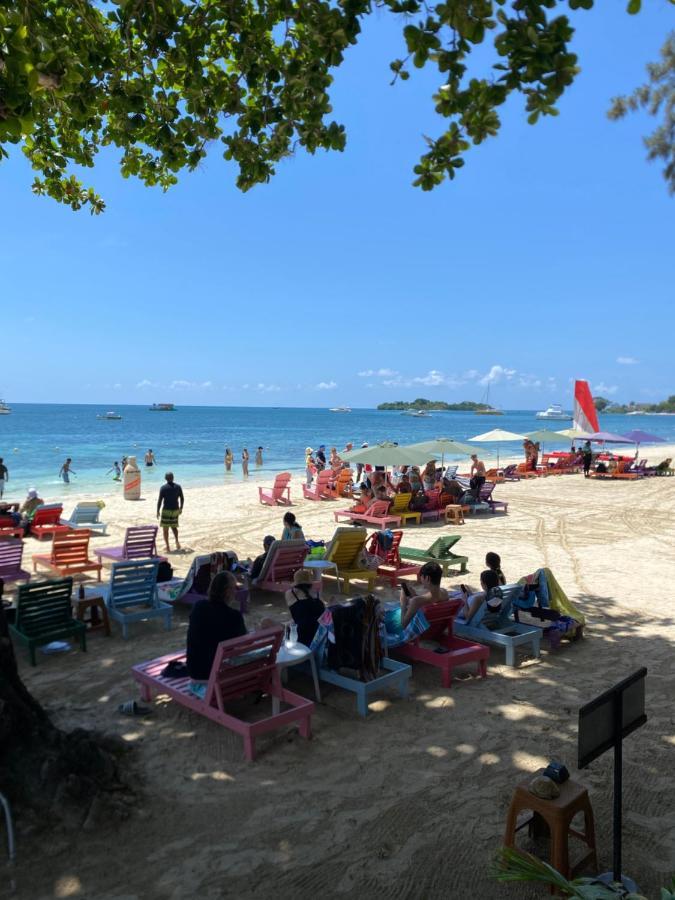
top-left (573, 379), bottom-right (599, 433)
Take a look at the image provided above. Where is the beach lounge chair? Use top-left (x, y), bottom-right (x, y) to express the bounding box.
top-left (501, 464), bottom-right (521, 481)
top-left (258, 473), bottom-right (292, 506)
top-left (389, 492), bottom-right (421, 526)
top-left (166, 553), bottom-right (249, 612)
top-left (302, 469), bottom-right (336, 501)
top-left (333, 500), bottom-right (402, 530)
top-left (420, 489), bottom-right (442, 522)
top-left (453, 584), bottom-right (541, 667)
top-left (323, 526), bottom-right (376, 593)
top-left (392, 599), bottom-right (489, 687)
top-left (366, 531), bottom-right (421, 587)
top-left (444, 465), bottom-right (459, 480)
top-left (10, 577), bottom-right (86, 666)
top-left (399, 535), bottom-right (468, 575)
top-left (516, 464), bottom-right (540, 479)
top-left (95, 525), bottom-right (163, 563)
top-left (0, 538), bottom-right (31, 585)
top-left (0, 514), bottom-right (24, 539)
top-left (32, 529), bottom-right (102, 581)
top-left (61, 501), bottom-right (107, 534)
top-left (311, 598), bottom-right (411, 716)
top-left (250, 540), bottom-right (309, 593)
top-left (645, 458), bottom-right (673, 477)
top-left (333, 468), bottom-right (354, 498)
top-left (131, 626), bottom-right (313, 761)
top-left (478, 482), bottom-right (508, 514)
top-left (101, 559), bottom-right (172, 639)
top-left (30, 505), bottom-right (70, 540)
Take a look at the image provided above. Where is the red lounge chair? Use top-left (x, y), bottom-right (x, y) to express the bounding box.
top-left (30, 505), bottom-right (70, 540)
top-left (420, 489), bottom-right (442, 522)
top-left (0, 514), bottom-right (24, 539)
top-left (258, 472), bottom-right (292, 506)
top-left (366, 531), bottom-right (421, 587)
top-left (131, 626), bottom-right (314, 761)
top-left (392, 599), bottom-right (489, 688)
top-left (0, 538), bottom-right (31, 585)
top-left (333, 500), bottom-right (402, 529)
top-left (33, 529), bottom-right (102, 581)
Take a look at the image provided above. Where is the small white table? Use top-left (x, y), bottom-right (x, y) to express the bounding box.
top-left (303, 558), bottom-right (341, 592)
top-left (276, 641), bottom-right (322, 702)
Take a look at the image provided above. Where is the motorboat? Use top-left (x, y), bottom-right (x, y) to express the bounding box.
top-left (329, 406), bottom-right (352, 413)
top-left (402, 410), bottom-right (431, 417)
top-left (149, 403), bottom-right (175, 411)
top-left (0, 400), bottom-right (11, 415)
top-left (536, 404), bottom-right (572, 421)
top-left (97, 411), bottom-right (122, 420)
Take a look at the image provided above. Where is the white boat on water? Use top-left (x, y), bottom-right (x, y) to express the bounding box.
top-left (97, 411), bottom-right (122, 420)
top-left (536, 404), bottom-right (572, 421)
top-left (0, 399), bottom-right (11, 415)
top-left (329, 406), bottom-right (352, 413)
top-left (402, 410), bottom-right (431, 417)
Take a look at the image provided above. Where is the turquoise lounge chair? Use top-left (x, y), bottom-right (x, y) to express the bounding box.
top-left (454, 584), bottom-right (540, 667)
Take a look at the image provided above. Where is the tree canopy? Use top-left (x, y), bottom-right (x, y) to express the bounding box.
top-left (0, 0), bottom-right (669, 212)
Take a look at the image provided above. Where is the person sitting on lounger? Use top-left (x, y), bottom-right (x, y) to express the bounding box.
top-left (485, 551), bottom-right (506, 586)
top-left (422, 461), bottom-right (437, 491)
top-left (282, 512), bottom-right (305, 541)
top-left (455, 569), bottom-right (503, 625)
top-left (397, 561), bottom-right (449, 629)
top-left (186, 572), bottom-right (247, 682)
top-left (373, 484), bottom-right (390, 505)
top-left (285, 568), bottom-right (325, 647)
top-left (20, 488), bottom-right (43, 528)
top-left (249, 535), bottom-right (276, 581)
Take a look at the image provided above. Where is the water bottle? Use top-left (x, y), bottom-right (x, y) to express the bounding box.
top-left (289, 623), bottom-right (298, 645)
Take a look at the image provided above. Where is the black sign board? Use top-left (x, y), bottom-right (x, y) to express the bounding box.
top-left (577, 667), bottom-right (647, 885)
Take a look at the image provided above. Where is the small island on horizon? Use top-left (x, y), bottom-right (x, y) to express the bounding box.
top-left (594, 395), bottom-right (675, 414)
top-left (377, 398), bottom-right (492, 411)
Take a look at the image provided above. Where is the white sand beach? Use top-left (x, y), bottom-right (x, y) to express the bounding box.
top-left (9, 453), bottom-right (675, 899)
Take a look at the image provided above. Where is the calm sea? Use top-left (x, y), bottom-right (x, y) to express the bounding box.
top-left (0, 404), bottom-right (672, 496)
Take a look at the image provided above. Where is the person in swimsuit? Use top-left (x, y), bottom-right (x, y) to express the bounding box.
top-left (242, 448), bottom-right (250, 477)
top-left (145, 449), bottom-right (156, 467)
top-left (284, 568), bottom-right (325, 647)
top-left (469, 454), bottom-right (486, 498)
top-left (224, 448), bottom-right (233, 472)
top-left (157, 471), bottom-right (184, 552)
top-left (59, 458), bottom-right (74, 483)
top-left (397, 561), bottom-right (449, 629)
top-left (281, 512), bottom-right (304, 541)
top-left (255, 446), bottom-right (263, 467)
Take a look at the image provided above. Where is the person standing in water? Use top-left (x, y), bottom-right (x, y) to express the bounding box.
top-left (157, 472), bottom-right (184, 552)
top-left (59, 458), bottom-right (74, 483)
top-left (255, 446), bottom-right (264, 467)
top-left (224, 447), bottom-right (233, 473)
top-left (107, 461), bottom-right (122, 481)
top-left (144, 449), bottom-right (156, 467)
top-left (242, 449), bottom-right (250, 477)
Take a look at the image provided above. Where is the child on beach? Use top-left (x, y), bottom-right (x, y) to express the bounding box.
top-left (107, 461), bottom-right (122, 481)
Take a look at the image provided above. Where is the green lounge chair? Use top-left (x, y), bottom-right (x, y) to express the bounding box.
top-left (398, 535), bottom-right (468, 575)
top-left (9, 577), bottom-right (86, 666)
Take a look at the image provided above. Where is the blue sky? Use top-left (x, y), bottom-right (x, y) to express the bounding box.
top-left (2, 2), bottom-right (673, 409)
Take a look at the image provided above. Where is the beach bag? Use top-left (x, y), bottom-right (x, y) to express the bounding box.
top-left (156, 561), bottom-right (174, 583)
top-left (376, 530), bottom-right (394, 552)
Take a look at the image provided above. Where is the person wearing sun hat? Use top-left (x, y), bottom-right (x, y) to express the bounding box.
top-left (305, 447), bottom-right (315, 486)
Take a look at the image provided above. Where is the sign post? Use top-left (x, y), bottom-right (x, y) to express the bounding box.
top-left (578, 667), bottom-right (647, 890)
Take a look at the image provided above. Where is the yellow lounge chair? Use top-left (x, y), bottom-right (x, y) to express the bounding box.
top-left (390, 492), bottom-right (421, 525)
top-left (324, 527), bottom-right (376, 594)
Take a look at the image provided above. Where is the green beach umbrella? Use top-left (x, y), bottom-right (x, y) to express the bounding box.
top-left (469, 428), bottom-right (527, 467)
top-left (406, 438), bottom-right (476, 468)
top-left (556, 427), bottom-right (593, 440)
top-left (525, 429), bottom-right (568, 459)
top-left (341, 441), bottom-right (437, 467)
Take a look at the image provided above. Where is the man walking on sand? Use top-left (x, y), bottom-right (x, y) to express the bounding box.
top-left (157, 472), bottom-right (184, 552)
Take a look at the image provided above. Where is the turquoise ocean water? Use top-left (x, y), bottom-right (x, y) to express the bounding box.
top-left (0, 404), bottom-right (673, 497)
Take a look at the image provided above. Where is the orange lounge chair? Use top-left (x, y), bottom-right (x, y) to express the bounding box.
top-left (33, 529), bottom-right (102, 581)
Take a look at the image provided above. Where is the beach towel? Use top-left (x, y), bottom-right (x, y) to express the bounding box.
top-left (382, 606), bottom-right (430, 648)
top-left (311, 597), bottom-right (384, 680)
top-left (518, 567), bottom-right (586, 625)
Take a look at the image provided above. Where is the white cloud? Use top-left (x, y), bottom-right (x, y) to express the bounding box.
top-left (169, 379), bottom-right (214, 390)
top-left (136, 379), bottom-right (158, 389)
top-left (593, 382), bottom-right (618, 396)
top-left (412, 370), bottom-right (450, 387)
top-left (315, 381), bottom-right (338, 391)
top-left (113, 383), bottom-right (122, 390)
top-left (358, 368), bottom-right (398, 378)
top-left (256, 382), bottom-right (281, 393)
top-left (479, 365), bottom-right (516, 387)
top-left (617, 356), bottom-right (638, 365)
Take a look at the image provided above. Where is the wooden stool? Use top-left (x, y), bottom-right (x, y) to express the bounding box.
top-left (74, 595), bottom-right (111, 636)
top-left (444, 504), bottom-right (465, 525)
top-left (503, 770), bottom-right (597, 880)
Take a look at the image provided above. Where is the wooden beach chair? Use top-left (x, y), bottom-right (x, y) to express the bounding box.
top-left (61, 501), bottom-right (107, 534)
top-left (131, 626), bottom-right (314, 761)
top-left (250, 540), bottom-right (309, 593)
top-left (399, 535), bottom-right (468, 575)
top-left (478, 482), bottom-right (508, 514)
top-left (32, 529), bottom-right (102, 581)
top-left (101, 559), bottom-right (172, 639)
top-left (0, 538), bottom-right (31, 585)
top-left (302, 469), bottom-right (336, 501)
top-left (333, 500), bottom-right (402, 530)
top-left (391, 599), bottom-right (489, 688)
top-left (333, 468), bottom-right (354, 498)
top-left (366, 530), bottom-right (421, 587)
top-left (9, 577), bottom-right (86, 666)
top-left (0, 513), bottom-right (24, 539)
top-left (95, 525), bottom-right (163, 563)
top-left (258, 473), bottom-right (292, 506)
top-left (30, 505), bottom-right (70, 540)
top-left (323, 527), bottom-right (376, 593)
top-left (420, 489), bottom-right (442, 522)
top-left (453, 585), bottom-right (541, 667)
top-left (389, 492), bottom-right (421, 526)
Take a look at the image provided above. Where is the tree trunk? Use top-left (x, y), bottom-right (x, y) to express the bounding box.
top-left (0, 581), bottom-right (136, 836)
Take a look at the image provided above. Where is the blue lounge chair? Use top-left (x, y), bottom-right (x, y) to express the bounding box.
top-left (61, 501), bottom-right (107, 535)
top-left (97, 559), bottom-right (172, 639)
top-left (454, 584), bottom-right (540, 667)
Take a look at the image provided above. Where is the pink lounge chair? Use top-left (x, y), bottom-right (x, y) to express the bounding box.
top-left (250, 540), bottom-right (310, 593)
top-left (302, 469), bottom-right (336, 501)
top-left (333, 500), bottom-right (402, 530)
top-left (0, 538), bottom-right (31, 585)
top-left (95, 525), bottom-right (165, 563)
top-left (258, 472), bottom-right (292, 506)
top-left (131, 626), bottom-right (314, 761)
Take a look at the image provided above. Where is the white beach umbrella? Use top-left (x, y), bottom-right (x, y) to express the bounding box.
top-left (469, 428), bottom-right (527, 467)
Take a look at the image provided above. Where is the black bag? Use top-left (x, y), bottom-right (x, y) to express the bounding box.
top-left (157, 560), bottom-right (174, 583)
